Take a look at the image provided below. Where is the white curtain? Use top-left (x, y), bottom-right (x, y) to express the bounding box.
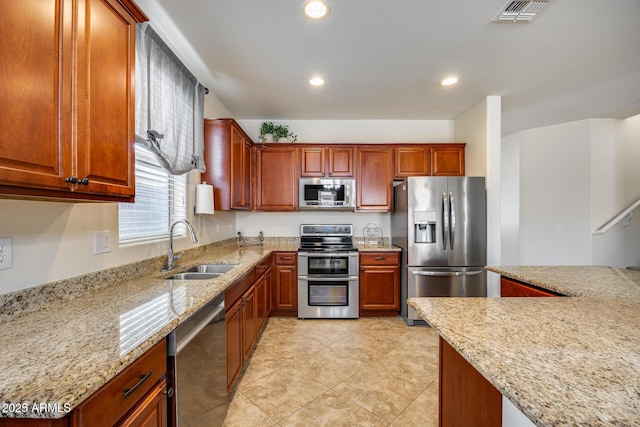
top-left (135, 23), bottom-right (206, 175)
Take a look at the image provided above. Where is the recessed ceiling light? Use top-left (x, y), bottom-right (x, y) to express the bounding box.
top-left (304, 1), bottom-right (329, 19)
top-left (441, 76), bottom-right (459, 86)
top-left (309, 76), bottom-right (325, 86)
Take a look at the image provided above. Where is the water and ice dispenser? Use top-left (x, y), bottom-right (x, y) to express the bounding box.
top-left (414, 211), bottom-right (436, 243)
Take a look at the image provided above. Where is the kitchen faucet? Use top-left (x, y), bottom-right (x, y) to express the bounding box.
top-left (163, 219), bottom-right (198, 271)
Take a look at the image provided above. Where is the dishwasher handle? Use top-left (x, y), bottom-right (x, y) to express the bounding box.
top-left (168, 296), bottom-right (225, 356)
top-left (411, 270), bottom-right (484, 277)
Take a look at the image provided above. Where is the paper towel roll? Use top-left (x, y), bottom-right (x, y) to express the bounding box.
top-left (195, 183), bottom-right (214, 215)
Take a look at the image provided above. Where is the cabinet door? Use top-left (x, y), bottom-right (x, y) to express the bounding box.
top-left (500, 276), bottom-right (559, 297)
top-left (118, 379), bottom-right (167, 427)
top-left (255, 273), bottom-right (268, 333)
top-left (241, 287), bottom-right (257, 361)
top-left (256, 147), bottom-right (298, 211)
top-left (0, 0), bottom-right (70, 191)
top-left (272, 253), bottom-right (297, 315)
top-left (356, 148), bottom-right (393, 211)
top-left (328, 147), bottom-right (354, 177)
top-left (225, 300), bottom-right (243, 392)
top-left (431, 147), bottom-right (465, 176)
top-left (394, 147), bottom-right (430, 178)
top-left (231, 126), bottom-right (251, 210)
top-left (74, 0), bottom-right (136, 198)
top-left (359, 253), bottom-right (400, 314)
top-left (440, 338), bottom-right (502, 427)
top-left (300, 147), bottom-right (325, 177)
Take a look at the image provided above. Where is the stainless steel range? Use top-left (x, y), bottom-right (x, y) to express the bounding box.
top-left (298, 224), bottom-right (359, 319)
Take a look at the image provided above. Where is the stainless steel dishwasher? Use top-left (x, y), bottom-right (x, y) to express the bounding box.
top-left (167, 293), bottom-right (227, 426)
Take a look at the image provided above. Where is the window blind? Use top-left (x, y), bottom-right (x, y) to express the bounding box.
top-left (119, 145), bottom-right (187, 244)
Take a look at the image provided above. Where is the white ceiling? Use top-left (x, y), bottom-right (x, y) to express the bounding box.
top-left (136, 0), bottom-right (640, 136)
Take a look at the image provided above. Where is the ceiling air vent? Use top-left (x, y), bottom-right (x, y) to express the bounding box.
top-left (492, 0), bottom-right (553, 23)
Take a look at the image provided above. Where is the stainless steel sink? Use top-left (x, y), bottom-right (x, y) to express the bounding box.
top-left (183, 264), bottom-right (238, 274)
top-left (167, 272), bottom-right (223, 280)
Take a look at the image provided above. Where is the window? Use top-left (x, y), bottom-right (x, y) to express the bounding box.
top-left (119, 144), bottom-right (187, 244)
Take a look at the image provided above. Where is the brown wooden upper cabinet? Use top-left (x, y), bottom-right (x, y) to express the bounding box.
top-left (203, 119), bottom-right (253, 210)
top-left (300, 146), bottom-right (354, 177)
top-left (431, 146), bottom-right (465, 176)
top-left (0, 0), bottom-right (144, 202)
top-left (356, 147), bottom-right (394, 212)
top-left (255, 146), bottom-right (299, 211)
top-left (394, 144), bottom-right (465, 178)
top-left (394, 147), bottom-right (431, 178)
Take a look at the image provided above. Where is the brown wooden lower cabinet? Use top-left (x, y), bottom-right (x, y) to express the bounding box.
top-left (224, 256), bottom-right (273, 393)
top-left (500, 276), bottom-right (561, 297)
top-left (440, 338), bottom-right (501, 427)
top-left (117, 379), bottom-right (167, 427)
top-left (359, 252), bottom-right (400, 316)
top-left (271, 252), bottom-right (298, 316)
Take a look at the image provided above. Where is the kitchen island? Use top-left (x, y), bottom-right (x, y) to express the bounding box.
top-left (409, 266), bottom-right (640, 427)
top-left (0, 238), bottom-right (298, 421)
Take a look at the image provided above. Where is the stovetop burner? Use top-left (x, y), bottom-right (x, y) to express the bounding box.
top-left (299, 224), bottom-right (357, 253)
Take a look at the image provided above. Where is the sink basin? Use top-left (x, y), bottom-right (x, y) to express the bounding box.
top-left (183, 264), bottom-right (238, 274)
top-left (167, 272), bottom-right (223, 280)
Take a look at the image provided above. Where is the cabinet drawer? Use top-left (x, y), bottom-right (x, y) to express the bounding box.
top-left (275, 252), bottom-right (297, 265)
top-left (74, 340), bottom-right (166, 427)
top-left (360, 252), bottom-right (400, 266)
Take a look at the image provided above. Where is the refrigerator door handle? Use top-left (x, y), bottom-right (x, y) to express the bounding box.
top-left (442, 192), bottom-right (449, 251)
top-left (449, 191), bottom-right (455, 250)
top-left (411, 270), bottom-right (484, 277)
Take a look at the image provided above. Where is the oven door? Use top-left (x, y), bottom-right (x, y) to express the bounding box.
top-left (298, 276), bottom-right (359, 319)
top-left (298, 252), bottom-right (359, 276)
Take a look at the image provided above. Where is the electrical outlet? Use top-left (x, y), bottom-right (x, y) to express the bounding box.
top-left (553, 225), bottom-right (562, 234)
top-left (93, 231), bottom-right (111, 255)
top-left (0, 237), bottom-right (13, 270)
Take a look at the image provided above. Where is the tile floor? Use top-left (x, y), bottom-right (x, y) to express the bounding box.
top-left (222, 316), bottom-right (439, 426)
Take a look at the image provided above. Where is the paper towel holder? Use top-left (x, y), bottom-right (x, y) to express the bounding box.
top-left (194, 182), bottom-right (215, 215)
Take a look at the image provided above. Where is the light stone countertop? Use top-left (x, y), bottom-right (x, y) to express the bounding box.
top-left (0, 239), bottom-right (299, 419)
top-left (409, 266), bottom-right (640, 427)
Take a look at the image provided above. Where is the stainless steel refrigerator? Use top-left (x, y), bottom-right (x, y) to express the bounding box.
top-left (392, 176), bottom-right (487, 325)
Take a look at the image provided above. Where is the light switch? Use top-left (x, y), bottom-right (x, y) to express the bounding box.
top-left (94, 231), bottom-right (111, 255)
top-left (553, 225), bottom-right (562, 234)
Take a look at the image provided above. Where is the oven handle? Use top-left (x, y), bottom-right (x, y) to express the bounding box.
top-left (298, 276), bottom-right (359, 282)
top-left (298, 252), bottom-right (359, 258)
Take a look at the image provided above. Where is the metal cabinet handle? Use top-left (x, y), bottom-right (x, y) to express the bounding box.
top-left (124, 370), bottom-right (152, 399)
top-left (64, 176), bottom-right (89, 185)
top-left (373, 256), bottom-right (386, 260)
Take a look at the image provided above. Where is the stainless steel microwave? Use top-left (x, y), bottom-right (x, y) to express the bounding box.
top-left (299, 178), bottom-right (356, 210)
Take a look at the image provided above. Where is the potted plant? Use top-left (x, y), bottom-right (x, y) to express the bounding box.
top-left (272, 124), bottom-right (298, 143)
top-left (259, 121), bottom-right (276, 143)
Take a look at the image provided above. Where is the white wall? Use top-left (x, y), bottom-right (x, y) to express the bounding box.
top-left (519, 120), bottom-right (592, 264)
top-left (454, 96), bottom-right (501, 296)
top-left (236, 119), bottom-right (454, 144)
top-left (500, 132), bottom-right (520, 265)
top-left (511, 115), bottom-right (640, 267)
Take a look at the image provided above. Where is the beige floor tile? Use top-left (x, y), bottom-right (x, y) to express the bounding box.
top-left (328, 332), bottom-right (398, 364)
top-left (371, 344), bottom-right (439, 388)
top-left (280, 390), bottom-right (388, 427)
top-left (240, 365), bottom-right (329, 422)
top-left (390, 379), bottom-right (439, 427)
top-left (225, 317), bottom-right (441, 426)
top-left (222, 391), bottom-right (278, 427)
top-left (290, 346), bottom-right (369, 388)
top-left (333, 365), bottom-right (426, 423)
top-left (239, 345), bottom-right (292, 386)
